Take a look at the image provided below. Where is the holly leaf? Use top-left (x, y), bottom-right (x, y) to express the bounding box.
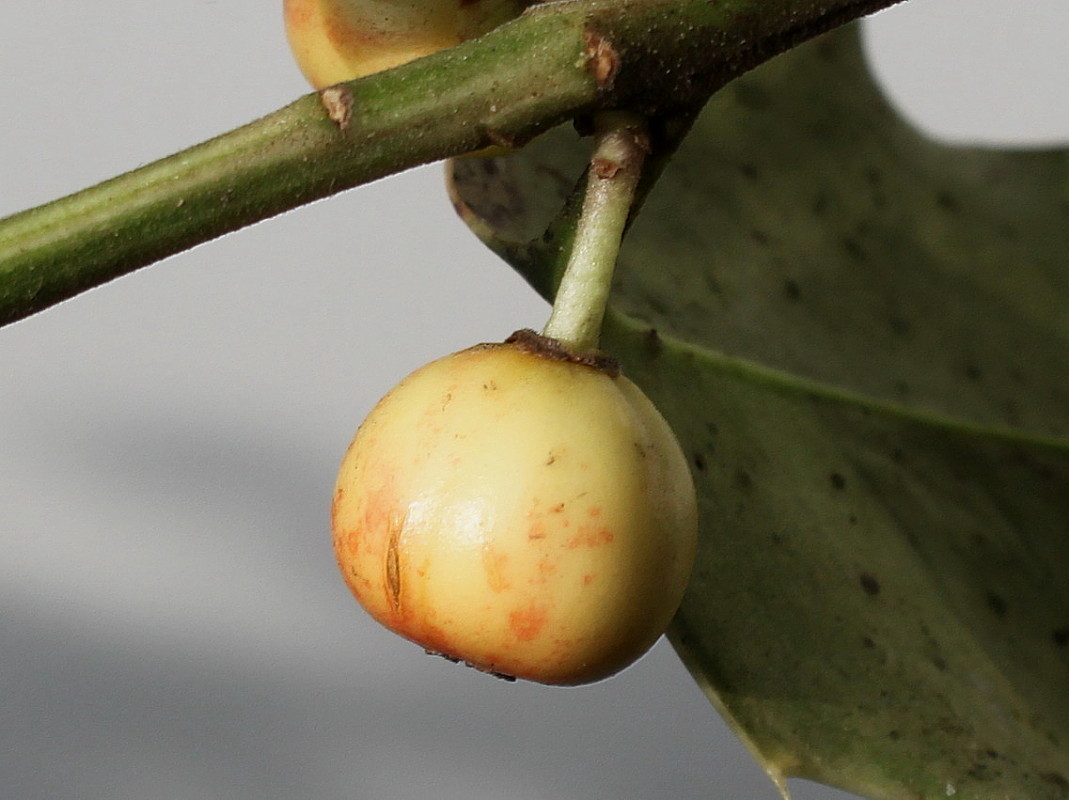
top-left (448, 23), bottom-right (1069, 800)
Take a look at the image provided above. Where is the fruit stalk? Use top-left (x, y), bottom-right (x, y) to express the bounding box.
top-left (541, 111), bottom-right (649, 353)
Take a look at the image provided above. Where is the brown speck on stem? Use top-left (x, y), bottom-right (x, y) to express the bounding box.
top-left (320, 85), bottom-right (354, 133)
top-left (484, 127), bottom-right (520, 149)
top-left (592, 157), bottom-right (621, 180)
top-left (583, 28), bottom-right (619, 90)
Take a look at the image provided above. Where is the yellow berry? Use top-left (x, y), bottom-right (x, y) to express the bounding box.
top-left (284, 0), bottom-right (527, 88)
top-left (331, 333), bottom-right (698, 685)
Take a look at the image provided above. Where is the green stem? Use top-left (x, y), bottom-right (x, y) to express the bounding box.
top-left (0, 12), bottom-right (595, 328)
top-left (0, 0), bottom-right (903, 328)
top-left (542, 113), bottom-right (648, 352)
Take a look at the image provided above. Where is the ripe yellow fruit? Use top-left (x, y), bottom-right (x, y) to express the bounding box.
top-left (331, 333), bottom-right (698, 685)
top-left (284, 0), bottom-right (527, 87)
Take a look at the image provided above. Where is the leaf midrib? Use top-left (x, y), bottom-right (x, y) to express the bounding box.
top-left (606, 308), bottom-right (1069, 454)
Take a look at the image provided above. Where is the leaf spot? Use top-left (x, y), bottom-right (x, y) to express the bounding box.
top-left (888, 314), bottom-right (912, 336)
top-left (644, 328), bottom-right (663, 358)
top-left (733, 469), bottom-right (753, 491)
top-left (985, 591), bottom-right (1008, 617)
top-left (936, 190), bottom-right (960, 212)
top-left (841, 235), bottom-right (865, 261)
top-left (1041, 772), bottom-right (1069, 793)
top-left (860, 573), bottom-right (881, 596)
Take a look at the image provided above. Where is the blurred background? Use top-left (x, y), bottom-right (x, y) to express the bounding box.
top-left (1, 1), bottom-right (1066, 798)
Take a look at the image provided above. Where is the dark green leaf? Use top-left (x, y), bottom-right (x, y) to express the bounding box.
top-left (449, 24), bottom-right (1069, 800)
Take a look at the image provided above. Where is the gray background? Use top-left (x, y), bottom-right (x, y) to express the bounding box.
top-left (1, 1), bottom-right (1066, 798)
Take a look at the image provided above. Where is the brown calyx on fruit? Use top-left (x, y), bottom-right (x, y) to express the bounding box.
top-left (505, 329), bottom-right (619, 376)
